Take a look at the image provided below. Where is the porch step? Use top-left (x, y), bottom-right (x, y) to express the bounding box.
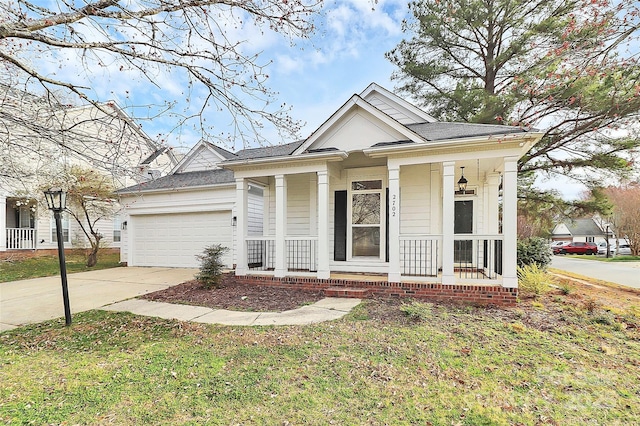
top-left (324, 287), bottom-right (369, 298)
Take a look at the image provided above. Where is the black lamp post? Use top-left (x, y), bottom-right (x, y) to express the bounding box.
top-left (44, 188), bottom-right (72, 326)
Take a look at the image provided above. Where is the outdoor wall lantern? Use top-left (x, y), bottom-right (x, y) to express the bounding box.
top-left (457, 167), bottom-right (468, 193)
top-left (43, 188), bottom-right (72, 326)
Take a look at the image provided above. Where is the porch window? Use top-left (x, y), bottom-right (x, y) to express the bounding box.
top-left (51, 214), bottom-right (70, 243)
top-left (351, 180), bottom-right (382, 257)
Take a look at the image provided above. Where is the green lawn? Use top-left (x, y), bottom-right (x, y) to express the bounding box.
top-left (1, 294), bottom-right (639, 425)
top-left (0, 251), bottom-right (121, 282)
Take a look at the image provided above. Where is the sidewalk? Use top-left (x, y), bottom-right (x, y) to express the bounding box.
top-left (102, 297), bottom-right (361, 326)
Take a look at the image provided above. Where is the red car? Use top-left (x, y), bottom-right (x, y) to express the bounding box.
top-left (553, 242), bottom-right (598, 255)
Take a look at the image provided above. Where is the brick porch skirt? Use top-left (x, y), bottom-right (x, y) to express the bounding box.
top-left (234, 275), bottom-right (518, 307)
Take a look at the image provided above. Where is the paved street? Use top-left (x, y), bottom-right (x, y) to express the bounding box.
top-left (551, 256), bottom-right (640, 289)
top-left (0, 267), bottom-right (197, 331)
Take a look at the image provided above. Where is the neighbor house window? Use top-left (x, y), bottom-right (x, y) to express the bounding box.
top-left (113, 216), bottom-right (121, 242)
top-left (51, 214), bottom-right (70, 243)
top-left (586, 236), bottom-right (595, 243)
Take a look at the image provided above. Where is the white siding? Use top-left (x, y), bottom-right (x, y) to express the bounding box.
top-left (311, 110), bottom-right (407, 152)
top-left (366, 94), bottom-right (420, 125)
top-left (180, 145), bottom-right (223, 172)
top-left (247, 186), bottom-right (264, 236)
top-left (399, 165), bottom-right (431, 235)
top-left (287, 175), bottom-right (311, 236)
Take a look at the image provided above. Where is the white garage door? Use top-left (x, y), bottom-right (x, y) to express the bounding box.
top-left (131, 211), bottom-right (233, 268)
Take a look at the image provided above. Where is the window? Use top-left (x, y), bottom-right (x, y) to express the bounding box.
top-left (351, 180), bottom-right (383, 257)
top-left (19, 207), bottom-right (35, 228)
top-left (113, 216), bottom-right (122, 242)
top-left (586, 236), bottom-right (595, 243)
top-left (51, 214), bottom-right (70, 243)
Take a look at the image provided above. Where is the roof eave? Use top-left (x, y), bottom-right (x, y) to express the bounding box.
top-left (363, 132), bottom-right (544, 158)
top-left (222, 150), bottom-right (349, 169)
top-left (117, 181), bottom-right (235, 196)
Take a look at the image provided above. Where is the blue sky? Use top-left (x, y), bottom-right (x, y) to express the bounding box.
top-left (60, 0), bottom-right (411, 152)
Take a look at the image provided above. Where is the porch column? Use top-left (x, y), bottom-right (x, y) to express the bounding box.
top-left (0, 196), bottom-right (6, 251)
top-left (317, 170), bottom-right (330, 279)
top-left (502, 157), bottom-right (519, 287)
top-left (274, 174), bottom-right (287, 277)
top-left (441, 161), bottom-right (455, 285)
top-left (235, 178), bottom-right (248, 276)
top-left (388, 165), bottom-right (401, 282)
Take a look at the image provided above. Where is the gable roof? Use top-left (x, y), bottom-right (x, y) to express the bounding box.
top-left (117, 169), bottom-right (234, 194)
top-left (233, 140), bottom-right (305, 160)
top-left (406, 122), bottom-right (531, 141)
top-left (560, 218), bottom-right (605, 236)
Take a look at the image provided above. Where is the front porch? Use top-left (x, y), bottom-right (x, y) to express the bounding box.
top-left (231, 155), bottom-right (520, 292)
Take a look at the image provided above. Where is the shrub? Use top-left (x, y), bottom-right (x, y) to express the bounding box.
top-left (517, 263), bottom-right (553, 297)
top-left (517, 237), bottom-right (552, 268)
top-left (196, 244), bottom-right (229, 289)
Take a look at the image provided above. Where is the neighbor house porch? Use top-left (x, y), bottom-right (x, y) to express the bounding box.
top-left (1, 196), bottom-right (39, 251)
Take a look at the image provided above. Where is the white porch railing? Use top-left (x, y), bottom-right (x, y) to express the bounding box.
top-left (454, 234), bottom-right (503, 280)
top-left (399, 234), bottom-right (503, 281)
top-left (245, 236), bottom-right (319, 273)
top-left (399, 234), bottom-right (441, 277)
top-left (6, 228), bottom-right (37, 250)
top-left (246, 237), bottom-right (275, 271)
top-left (286, 237), bottom-right (318, 272)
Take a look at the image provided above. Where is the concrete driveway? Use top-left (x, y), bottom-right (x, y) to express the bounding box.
top-left (0, 267), bottom-right (197, 332)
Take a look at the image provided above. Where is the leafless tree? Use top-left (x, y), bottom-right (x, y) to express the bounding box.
top-left (0, 0), bottom-right (321, 160)
top-left (0, 81), bottom-right (176, 192)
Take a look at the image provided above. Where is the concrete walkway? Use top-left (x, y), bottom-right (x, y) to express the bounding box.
top-left (1, 267), bottom-right (198, 331)
top-left (102, 297), bottom-right (361, 326)
top-left (1, 267), bottom-right (361, 331)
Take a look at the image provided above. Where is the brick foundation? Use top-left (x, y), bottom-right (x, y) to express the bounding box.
top-left (234, 275), bottom-right (518, 307)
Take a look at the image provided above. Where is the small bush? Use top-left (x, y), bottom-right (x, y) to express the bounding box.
top-left (517, 263), bottom-right (552, 297)
top-left (196, 244), bottom-right (229, 289)
top-left (517, 237), bottom-right (552, 268)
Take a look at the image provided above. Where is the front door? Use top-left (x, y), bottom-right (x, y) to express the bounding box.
top-left (454, 200), bottom-right (473, 263)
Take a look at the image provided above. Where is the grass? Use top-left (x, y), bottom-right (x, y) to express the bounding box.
top-left (0, 251), bottom-right (121, 282)
top-left (1, 293), bottom-right (639, 425)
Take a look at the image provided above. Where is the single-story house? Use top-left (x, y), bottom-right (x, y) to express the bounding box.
top-left (551, 218), bottom-right (609, 245)
top-left (118, 83), bottom-right (543, 305)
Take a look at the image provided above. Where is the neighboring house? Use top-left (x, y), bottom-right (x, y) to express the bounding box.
top-left (551, 218), bottom-right (609, 245)
top-left (1, 91), bottom-right (177, 253)
top-left (118, 83), bottom-right (543, 303)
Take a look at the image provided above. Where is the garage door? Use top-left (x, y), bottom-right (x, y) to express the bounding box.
top-left (131, 211), bottom-right (233, 268)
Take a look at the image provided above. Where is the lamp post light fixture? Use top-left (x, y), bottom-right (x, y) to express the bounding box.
top-left (457, 167), bottom-right (468, 193)
top-left (44, 188), bottom-right (72, 326)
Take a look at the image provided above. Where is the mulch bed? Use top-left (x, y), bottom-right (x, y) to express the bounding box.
top-left (141, 273), bottom-right (325, 312)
